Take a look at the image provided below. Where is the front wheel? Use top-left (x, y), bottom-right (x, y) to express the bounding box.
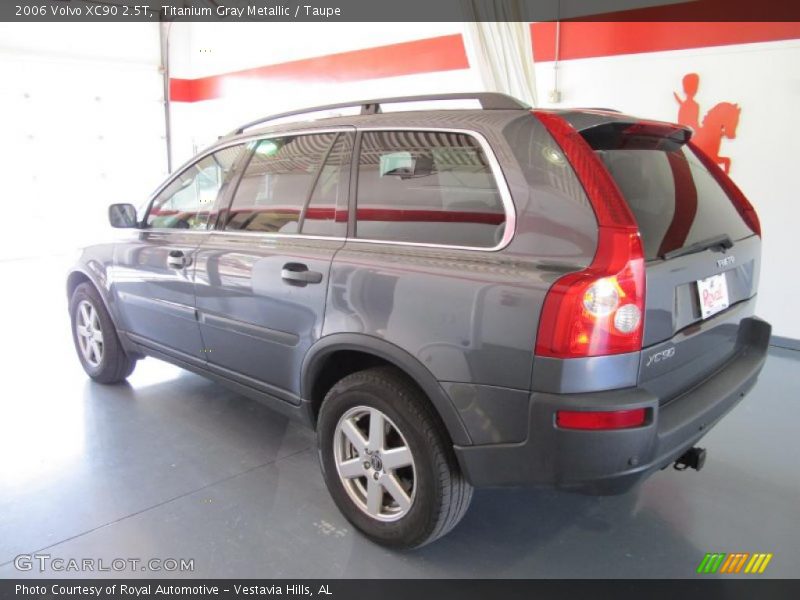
top-left (70, 282), bottom-right (136, 384)
top-left (317, 367), bottom-right (473, 548)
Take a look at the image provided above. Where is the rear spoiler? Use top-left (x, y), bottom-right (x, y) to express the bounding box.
top-left (579, 119), bottom-right (692, 152)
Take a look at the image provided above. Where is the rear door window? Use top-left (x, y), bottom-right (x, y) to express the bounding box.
top-left (595, 145), bottom-right (753, 260)
top-left (224, 132), bottom-right (352, 237)
top-left (354, 130), bottom-right (507, 248)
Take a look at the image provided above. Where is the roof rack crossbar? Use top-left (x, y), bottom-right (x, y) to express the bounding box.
top-left (226, 92), bottom-right (530, 136)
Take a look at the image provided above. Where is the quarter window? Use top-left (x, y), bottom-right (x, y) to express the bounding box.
top-left (147, 145), bottom-right (244, 230)
top-left (355, 131), bottom-right (506, 248)
top-left (224, 132), bottom-right (352, 236)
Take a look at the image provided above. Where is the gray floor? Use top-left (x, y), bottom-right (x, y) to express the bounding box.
top-left (0, 256), bottom-right (798, 579)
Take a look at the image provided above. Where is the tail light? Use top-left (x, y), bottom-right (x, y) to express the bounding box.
top-left (535, 229), bottom-right (645, 357)
top-left (533, 111), bottom-right (645, 358)
top-left (688, 141), bottom-right (761, 237)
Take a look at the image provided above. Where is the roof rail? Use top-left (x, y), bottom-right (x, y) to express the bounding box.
top-left (226, 92), bottom-right (530, 136)
top-left (581, 107), bottom-right (622, 113)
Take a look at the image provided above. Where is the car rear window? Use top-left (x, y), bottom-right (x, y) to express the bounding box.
top-left (595, 146), bottom-right (753, 260)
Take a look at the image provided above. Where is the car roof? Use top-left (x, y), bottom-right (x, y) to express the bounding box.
top-left (209, 103), bottom-right (683, 157)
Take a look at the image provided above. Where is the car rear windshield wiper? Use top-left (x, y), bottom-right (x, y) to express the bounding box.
top-left (662, 234), bottom-right (734, 260)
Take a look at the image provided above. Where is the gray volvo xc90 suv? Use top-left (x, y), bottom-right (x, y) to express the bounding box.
top-left (68, 93), bottom-right (770, 548)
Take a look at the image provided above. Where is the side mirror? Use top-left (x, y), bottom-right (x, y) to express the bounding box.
top-left (108, 203), bottom-right (139, 228)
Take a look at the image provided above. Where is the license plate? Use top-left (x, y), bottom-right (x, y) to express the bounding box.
top-left (697, 273), bottom-right (730, 319)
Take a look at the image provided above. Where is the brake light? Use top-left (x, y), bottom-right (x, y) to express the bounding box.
top-left (688, 142), bottom-right (761, 237)
top-left (533, 111), bottom-right (645, 358)
top-left (622, 121), bottom-right (691, 142)
top-left (556, 408), bottom-right (647, 430)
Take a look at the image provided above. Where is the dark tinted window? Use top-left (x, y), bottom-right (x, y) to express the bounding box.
top-left (355, 131), bottom-right (506, 247)
top-left (225, 132), bottom-right (351, 236)
top-left (147, 145), bottom-right (244, 230)
top-left (597, 147), bottom-right (753, 260)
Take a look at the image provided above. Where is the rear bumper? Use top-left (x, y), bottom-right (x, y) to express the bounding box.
top-left (454, 316), bottom-right (771, 494)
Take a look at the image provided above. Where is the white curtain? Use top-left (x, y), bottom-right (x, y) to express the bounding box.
top-left (462, 6), bottom-right (537, 106)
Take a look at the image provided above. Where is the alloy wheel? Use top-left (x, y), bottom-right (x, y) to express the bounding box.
top-left (333, 406), bottom-right (416, 522)
top-left (75, 300), bottom-right (104, 367)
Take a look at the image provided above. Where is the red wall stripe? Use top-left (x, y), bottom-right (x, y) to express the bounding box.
top-left (532, 21), bottom-right (800, 62)
top-left (170, 34), bottom-right (469, 103)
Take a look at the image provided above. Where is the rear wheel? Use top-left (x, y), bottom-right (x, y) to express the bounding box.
top-left (317, 367), bottom-right (473, 548)
top-left (70, 283), bottom-right (136, 383)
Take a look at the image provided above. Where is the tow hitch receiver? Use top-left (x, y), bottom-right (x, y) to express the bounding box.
top-left (674, 447), bottom-right (707, 471)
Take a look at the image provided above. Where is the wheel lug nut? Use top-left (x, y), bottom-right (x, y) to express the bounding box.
top-left (372, 472), bottom-right (379, 480)
top-left (363, 461), bottom-right (370, 470)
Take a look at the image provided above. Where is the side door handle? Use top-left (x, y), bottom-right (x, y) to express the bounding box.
top-left (281, 262), bottom-right (323, 286)
top-left (167, 249), bottom-right (192, 269)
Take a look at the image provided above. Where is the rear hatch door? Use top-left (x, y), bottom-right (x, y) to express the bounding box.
top-left (568, 112), bottom-right (761, 402)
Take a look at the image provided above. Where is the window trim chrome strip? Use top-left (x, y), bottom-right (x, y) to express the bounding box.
top-left (205, 230), bottom-right (347, 242)
top-left (145, 126), bottom-right (516, 253)
top-left (348, 127), bottom-right (516, 253)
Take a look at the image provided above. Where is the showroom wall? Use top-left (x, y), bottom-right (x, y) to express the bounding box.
top-left (168, 21), bottom-right (800, 341)
top-left (166, 22), bottom-right (481, 161)
top-left (0, 23), bottom-right (168, 259)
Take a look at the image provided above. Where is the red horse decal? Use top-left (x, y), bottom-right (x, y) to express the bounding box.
top-left (674, 73), bottom-right (741, 174)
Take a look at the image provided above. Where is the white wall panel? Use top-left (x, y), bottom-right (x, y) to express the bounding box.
top-left (0, 23), bottom-right (167, 259)
top-left (169, 22), bottom-right (466, 79)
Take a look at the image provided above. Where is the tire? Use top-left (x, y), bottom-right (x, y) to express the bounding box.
top-left (317, 366), bottom-right (473, 548)
top-left (70, 282), bottom-right (136, 384)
